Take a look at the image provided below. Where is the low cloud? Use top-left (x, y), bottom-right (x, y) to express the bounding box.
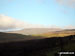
top-left (0, 14), bottom-right (29, 31)
top-left (56, 0), bottom-right (75, 8)
top-left (0, 14), bottom-right (52, 31)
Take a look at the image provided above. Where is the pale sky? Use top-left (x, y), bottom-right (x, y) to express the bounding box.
top-left (0, 0), bottom-right (75, 27)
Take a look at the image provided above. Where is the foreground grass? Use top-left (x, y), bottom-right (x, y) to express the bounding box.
top-left (46, 41), bottom-right (75, 56)
top-left (0, 32), bottom-right (75, 56)
top-left (27, 36), bottom-right (75, 56)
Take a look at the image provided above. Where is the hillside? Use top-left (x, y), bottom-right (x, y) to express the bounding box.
top-left (0, 32), bottom-right (75, 56)
top-left (0, 32), bottom-right (45, 43)
top-left (1, 29), bottom-right (75, 43)
top-left (33, 29), bottom-right (75, 37)
top-left (7, 28), bottom-right (62, 35)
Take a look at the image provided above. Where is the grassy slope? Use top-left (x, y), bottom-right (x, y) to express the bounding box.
top-left (0, 32), bottom-right (44, 43)
top-left (47, 41), bottom-right (75, 56)
top-left (29, 36), bottom-right (75, 56)
top-left (0, 32), bottom-right (75, 56)
top-left (32, 30), bottom-right (75, 37)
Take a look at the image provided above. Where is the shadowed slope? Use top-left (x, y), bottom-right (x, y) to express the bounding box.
top-left (0, 32), bottom-right (44, 43)
top-left (0, 32), bottom-right (75, 56)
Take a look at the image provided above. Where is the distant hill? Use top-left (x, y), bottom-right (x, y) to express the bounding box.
top-left (63, 29), bottom-right (75, 31)
top-left (7, 28), bottom-right (62, 35)
top-left (0, 29), bottom-right (75, 43)
top-left (33, 29), bottom-right (75, 37)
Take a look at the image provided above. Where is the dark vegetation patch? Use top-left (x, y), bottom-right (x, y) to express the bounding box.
top-left (0, 32), bottom-right (75, 56)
